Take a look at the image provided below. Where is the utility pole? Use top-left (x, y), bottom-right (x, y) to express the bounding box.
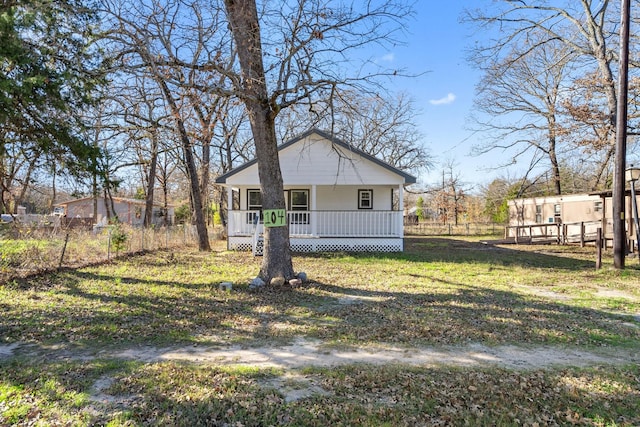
top-left (613, 0), bottom-right (631, 269)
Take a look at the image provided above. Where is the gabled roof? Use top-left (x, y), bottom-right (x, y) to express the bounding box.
top-left (215, 128), bottom-right (417, 184)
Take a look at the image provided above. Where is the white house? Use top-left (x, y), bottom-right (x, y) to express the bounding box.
top-left (215, 129), bottom-right (417, 253)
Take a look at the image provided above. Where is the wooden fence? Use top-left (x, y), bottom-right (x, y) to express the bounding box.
top-left (504, 221), bottom-right (614, 247)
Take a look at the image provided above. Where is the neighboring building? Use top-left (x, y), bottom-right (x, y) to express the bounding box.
top-left (508, 194), bottom-right (603, 226)
top-left (215, 129), bottom-right (417, 253)
top-left (54, 196), bottom-right (175, 227)
top-left (508, 191), bottom-right (639, 246)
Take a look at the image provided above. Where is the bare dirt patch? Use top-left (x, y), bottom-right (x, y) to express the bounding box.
top-left (0, 342), bottom-right (20, 358)
top-left (110, 340), bottom-right (638, 370)
top-left (259, 372), bottom-right (330, 403)
top-left (4, 339), bottom-right (638, 371)
top-left (520, 286), bottom-right (573, 301)
top-left (595, 288), bottom-right (638, 301)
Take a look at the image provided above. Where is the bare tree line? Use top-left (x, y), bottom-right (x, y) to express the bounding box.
top-left (2, 0), bottom-right (429, 280)
top-left (10, 0), bottom-right (640, 279)
top-left (465, 0), bottom-right (640, 196)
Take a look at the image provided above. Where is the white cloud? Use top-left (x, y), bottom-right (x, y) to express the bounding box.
top-left (380, 53), bottom-right (395, 62)
top-left (429, 93), bottom-right (456, 105)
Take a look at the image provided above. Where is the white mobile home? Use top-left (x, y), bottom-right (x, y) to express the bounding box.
top-left (215, 129), bottom-right (417, 253)
top-left (508, 191), bottom-right (639, 247)
top-left (508, 194), bottom-right (603, 226)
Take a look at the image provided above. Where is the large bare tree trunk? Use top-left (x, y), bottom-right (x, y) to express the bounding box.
top-left (224, 0), bottom-right (294, 282)
top-left (249, 107), bottom-right (294, 282)
top-left (143, 131), bottom-right (159, 228)
top-left (158, 78), bottom-right (210, 251)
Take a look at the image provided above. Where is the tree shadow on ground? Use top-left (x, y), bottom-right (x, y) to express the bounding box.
top-left (295, 236), bottom-right (599, 271)
top-left (1, 346), bottom-right (639, 427)
top-left (1, 235), bottom-right (638, 352)
top-left (2, 266), bottom-right (638, 352)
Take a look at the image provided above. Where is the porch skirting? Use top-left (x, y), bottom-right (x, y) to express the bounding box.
top-left (227, 236), bottom-right (403, 254)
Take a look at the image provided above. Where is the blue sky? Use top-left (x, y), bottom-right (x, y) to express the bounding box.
top-left (383, 2), bottom-right (512, 191)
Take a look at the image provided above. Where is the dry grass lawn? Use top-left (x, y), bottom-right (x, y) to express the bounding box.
top-left (1, 236), bottom-right (639, 426)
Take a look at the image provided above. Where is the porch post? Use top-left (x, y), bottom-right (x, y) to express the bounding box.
top-left (311, 185), bottom-right (317, 236)
top-left (398, 184), bottom-right (404, 237)
top-left (227, 185), bottom-right (233, 235)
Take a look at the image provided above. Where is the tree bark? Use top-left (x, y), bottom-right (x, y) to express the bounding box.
top-left (143, 130), bottom-right (159, 228)
top-left (224, 0), bottom-right (294, 282)
top-left (158, 77), bottom-right (210, 251)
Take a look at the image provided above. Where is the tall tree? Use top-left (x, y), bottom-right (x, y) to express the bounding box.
top-left (0, 0), bottom-right (103, 212)
top-left (117, 75), bottom-right (168, 227)
top-left (101, 0), bottom-right (232, 250)
top-left (223, 0), bottom-right (413, 282)
top-left (431, 160), bottom-right (470, 226)
top-left (223, 0), bottom-right (293, 282)
top-left (471, 37), bottom-right (572, 195)
top-left (466, 0), bottom-right (639, 192)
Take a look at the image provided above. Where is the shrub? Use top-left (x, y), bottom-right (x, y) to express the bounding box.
top-left (110, 222), bottom-right (128, 253)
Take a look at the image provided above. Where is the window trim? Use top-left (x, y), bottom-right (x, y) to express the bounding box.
top-left (246, 189), bottom-right (262, 224)
top-left (594, 200), bottom-right (603, 213)
top-left (289, 189), bottom-right (310, 224)
top-left (289, 189), bottom-right (309, 211)
top-left (358, 189), bottom-right (373, 210)
top-left (247, 189), bottom-right (262, 210)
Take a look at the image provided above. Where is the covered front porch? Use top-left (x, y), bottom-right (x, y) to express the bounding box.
top-left (226, 209), bottom-right (405, 253)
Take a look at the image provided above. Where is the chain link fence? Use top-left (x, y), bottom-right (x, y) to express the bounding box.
top-left (0, 223), bottom-right (217, 284)
top-left (404, 222), bottom-right (505, 237)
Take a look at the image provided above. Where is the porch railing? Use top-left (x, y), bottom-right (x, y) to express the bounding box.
top-left (227, 210), bottom-right (403, 238)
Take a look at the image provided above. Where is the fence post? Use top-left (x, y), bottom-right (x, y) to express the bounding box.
top-left (580, 222), bottom-right (585, 247)
top-left (107, 228), bottom-right (112, 261)
top-left (58, 233), bottom-right (70, 270)
top-left (596, 228), bottom-right (602, 269)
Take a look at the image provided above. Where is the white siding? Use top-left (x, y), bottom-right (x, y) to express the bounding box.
top-left (509, 194), bottom-right (602, 226)
top-left (227, 134), bottom-right (405, 186)
top-left (315, 185), bottom-right (393, 210)
top-left (235, 185), bottom-right (395, 211)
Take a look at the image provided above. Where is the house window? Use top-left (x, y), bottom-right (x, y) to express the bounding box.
top-left (594, 201), bottom-right (603, 213)
top-left (289, 190), bottom-right (309, 224)
top-left (358, 189), bottom-right (373, 209)
top-left (247, 189), bottom-right (262, 223)
top-left (535, 205), bottom-right (542, 223)
top-left (554, 203), bottom-right (561, 223)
